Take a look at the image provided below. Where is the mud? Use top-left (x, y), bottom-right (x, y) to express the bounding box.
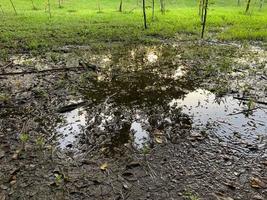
top-left (0, 41), bottom-right (267, 200)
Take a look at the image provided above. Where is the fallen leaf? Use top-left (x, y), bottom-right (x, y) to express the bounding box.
top-left (250, 177), bottom-right (266, 188)
top-left (0, 192), bottom-right (6, 200)
top-left (100, 162), bottom-right (108, 171)
top-left (155, 136), bottom-right (163, 144)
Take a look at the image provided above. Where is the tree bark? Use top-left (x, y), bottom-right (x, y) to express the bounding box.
top-left (142, 0), bottom-right (147, 29)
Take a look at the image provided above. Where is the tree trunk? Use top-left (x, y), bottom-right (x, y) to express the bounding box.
top-left (47, 0), bottom-right (51, 18)
top-left (119, 0), bottom-right (123, 12)
top-left (152, 0), bottom-right (155, 21)
top-left (201, 0), bottom-right (208, 38)
top-left (259, 0), bottom-right (264, 10)
top-left (31, 0), bottom-right (36, 10)
top-left (9, 0), bottom-right (17, 15)
top-left (160, 0), bottom-right (165, 14)
top-left (142, 0), bottom-right (147, 29)
top-left (0, 5), bottom-right (4, 14)
top-left (237, 0), bottom-right (240, 6)
top-left (97, 0), bottom-right (101, 12)
top-left (58, 0), bottom-right (62, 8)
top-left (198, 0), bottom-right (202, 16)
top-left (245, 0), bottom-right (251, 13)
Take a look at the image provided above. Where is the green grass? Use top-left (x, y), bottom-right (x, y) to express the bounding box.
top-left (0, 0), bottom-right (266, 54)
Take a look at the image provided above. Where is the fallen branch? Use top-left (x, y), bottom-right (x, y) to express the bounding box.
top-left (234, 96), bottom-right (267, 106)
top-left (0, 66), bottom-right (89, 77)
top-left (227, 107), bottom-right (260, 116)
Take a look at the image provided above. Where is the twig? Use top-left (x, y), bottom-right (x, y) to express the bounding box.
top-left (227, 107), bottom-right (260, 116)
top-left (0, 66), bottom-right (87, 76)
top-left (234, 96), bottom-right (267, 105)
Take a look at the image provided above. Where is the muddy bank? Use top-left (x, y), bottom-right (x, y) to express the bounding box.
top-left (0, 41), bottom-right (267, 200)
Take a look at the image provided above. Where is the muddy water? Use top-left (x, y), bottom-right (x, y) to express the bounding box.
top-left (54, 44), bottom-right (267, 152)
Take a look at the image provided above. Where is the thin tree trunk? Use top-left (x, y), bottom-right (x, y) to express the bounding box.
top-left (198, 0), bottom-right (202, 16)
top-left (201, 0), bottom-right (205, 23)
top-left (31, 0), bottom-right (36, 10)
top-left (119, 0), bottom-right (123, 12)
top-left (237, 0), bottom-right (240, 6)
top-left (160, 0), bottom-right (165, 14)
top-left (58, 0), bottom-right (61, 8)
top-left (259, 0), bottom-right (264, 10)
top-left (142, 0), bottom-right (147, 29)
top-left (152, 0), bottom-right (155, 21)
top-left (97, 0), bottom-right (101, 12)
top-left (47, 0), bottom-right (51, 18)
top-left (9, 0), bottom-right (17, 15)
top-left (201, 0), bottom-right (208, 38)
top-left (0, 5), bottom-right (4, 14)
top-left (245, 0), bottom-right (251, 13)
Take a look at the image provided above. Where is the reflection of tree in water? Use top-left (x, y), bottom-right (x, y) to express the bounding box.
top-left (76, 46), bottom-right (200, 155)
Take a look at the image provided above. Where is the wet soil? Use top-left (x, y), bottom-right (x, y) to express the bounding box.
top-left (0, 41), bottom-right (267, 200)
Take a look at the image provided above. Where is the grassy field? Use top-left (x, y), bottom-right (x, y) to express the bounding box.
top-left (0, 0), bottom-right (266, 53)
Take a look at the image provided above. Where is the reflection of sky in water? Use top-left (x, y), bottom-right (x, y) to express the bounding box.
top-left (169, 89), bottom-right (267, 141)
top-left (131, 121), bottom-right (149, 149)
top-left (57, 108), bottom-right (87, 149)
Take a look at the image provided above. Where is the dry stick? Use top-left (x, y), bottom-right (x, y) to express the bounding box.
top-left (0, 66), bottom-right (88, 76)
top-left (9, 0), bottom-right (17, 15)
top-left (227, 107), bottom-right (260, 116)
top-left (142, 0), bottom-right (147, 29)
top-left (201, 0), bottom-right (208, 38)
top-left (233, 96), bottom-right (267, 106)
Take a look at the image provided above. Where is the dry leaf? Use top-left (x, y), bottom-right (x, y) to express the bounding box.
top-left (100, 162), bottom-right (108, 171)
top-left (250, 177), bottom-right (266, 188)
top-left (155, 136), bottom-right (163, 144)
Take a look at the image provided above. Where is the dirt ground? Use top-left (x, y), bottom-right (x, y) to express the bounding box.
top-left (0, 41), bottom-right (267, 200)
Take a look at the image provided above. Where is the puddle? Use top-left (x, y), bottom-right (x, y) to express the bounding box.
top-left (170, 89), bottom-right (267, 142)
top-left (131, 121), bottom-right (149, 149)
top-left (57, 107), bottom-right (87, 150)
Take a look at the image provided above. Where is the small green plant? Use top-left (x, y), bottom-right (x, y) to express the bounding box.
top-left (0, 93), bottom-right (10, 102)
top-left (183, 191), bottom-right (200, 200)
top-left (19, 133), bottom-right (29, 150)
top-left (247, 98), bottom-right (255, 110)
top-left (142, 144), bottom-right (150, 155)
top-left (55, 174), bottom-right (63, 186)
top-left (36, 136), bottom-right (45, 150)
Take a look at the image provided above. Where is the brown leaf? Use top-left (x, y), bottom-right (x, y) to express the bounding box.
top-left (100, 162), bottom-right (108, 171)
top-left (250, 177), bottom-right (266, 188)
